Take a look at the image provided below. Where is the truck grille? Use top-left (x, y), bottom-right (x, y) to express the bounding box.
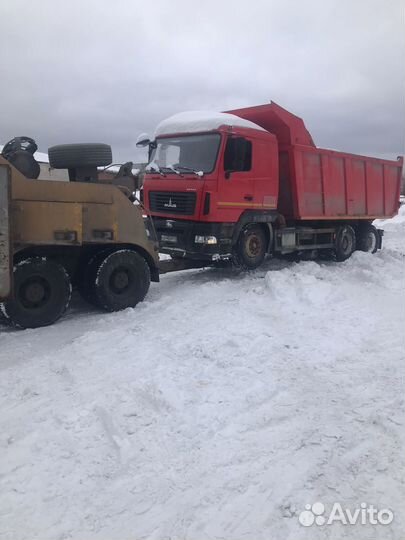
top-left (148, 191), bottom-right (196, 215)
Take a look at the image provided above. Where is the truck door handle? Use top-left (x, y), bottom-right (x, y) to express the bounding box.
top-left (244, 194), bottom-right (253, 201)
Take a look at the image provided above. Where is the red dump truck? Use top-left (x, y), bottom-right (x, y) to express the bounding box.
top-left (142, 102), bottom-right (403, 268)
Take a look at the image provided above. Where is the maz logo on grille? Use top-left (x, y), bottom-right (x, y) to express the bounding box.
top-left (164, 198), bottom-right (177, 208)
top-left (149, 191), bottom-right (196, 215)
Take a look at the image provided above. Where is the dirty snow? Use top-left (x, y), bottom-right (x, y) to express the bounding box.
top-left (0, 209), bottom-right (404, 540)
top-left (154, 110), bottom-right (266, 137)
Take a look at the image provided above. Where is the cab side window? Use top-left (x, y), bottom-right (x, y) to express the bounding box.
top-left (224, 137), bottom-right (252, 172)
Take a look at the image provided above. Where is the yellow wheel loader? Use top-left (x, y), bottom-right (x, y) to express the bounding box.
top-left (0, 138), bottom-right (159, 328)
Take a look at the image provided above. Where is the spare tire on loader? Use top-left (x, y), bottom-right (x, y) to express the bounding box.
top-left (48, 143), bottom-right (112, 169)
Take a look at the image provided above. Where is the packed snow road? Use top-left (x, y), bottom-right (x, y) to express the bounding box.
top-left (1, 209), bottom-right (404, 540)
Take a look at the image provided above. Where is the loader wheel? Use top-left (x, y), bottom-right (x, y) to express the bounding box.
top-left (78, 250), bottom-right (112, 308)
top-left (335, 225), bottom-right (356, 261)
top-left (0, 258), bottom-right (71, 328)
top-left (357, 224), bottom-right (379, 253)
top-left (234, 224), bottom-right (267, 270)
top-left (93, 250), bottom-right (150, 311)
top-left (48, 143), bottom-right (112, 169)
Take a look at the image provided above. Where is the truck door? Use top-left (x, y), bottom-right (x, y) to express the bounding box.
top-left (252, 137), bottom-right (278, 211)
top-left (217, 136), bottom-right (255, 219)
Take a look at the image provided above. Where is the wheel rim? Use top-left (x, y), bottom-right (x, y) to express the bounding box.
top-left (246, 233), bottom-right (262, 258)
top-left (110, 266), bottom-right (131, 294)
top-left (19, 276), bottom-right (51, 309)
top-left (365, 232), bottom-right (377, 252)
top-left (341, 231), bottom-right (353, 254)
top-left (341, 236), bottom-right (349, 252)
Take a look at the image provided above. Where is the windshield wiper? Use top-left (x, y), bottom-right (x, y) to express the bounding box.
top-left (173, 165), bottom-right (204, 177)
top-left (146, 164), bottom-right (166, 177)
top-left (160, 166), bottom-right (184, 177)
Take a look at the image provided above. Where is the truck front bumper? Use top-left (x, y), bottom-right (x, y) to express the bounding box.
top-left (150, 218), bottom-right (235, 261)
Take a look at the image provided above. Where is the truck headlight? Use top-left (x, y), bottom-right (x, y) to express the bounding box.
top-left (194, 235), bottom-right (217, 245)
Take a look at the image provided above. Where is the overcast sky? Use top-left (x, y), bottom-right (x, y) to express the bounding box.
top-left (0, 0), bottom-right (404, 163)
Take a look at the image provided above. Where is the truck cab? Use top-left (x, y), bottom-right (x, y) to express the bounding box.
top-left (143, 112), bottom-right (279, 265)
top-left (143, 103), bottom-right (402, 269)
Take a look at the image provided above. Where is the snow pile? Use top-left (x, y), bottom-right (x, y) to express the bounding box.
top-left (0, 216), bottom-right (404, 540)
top-left (155, 110), bottom-right (266, 137)
top-left (375, 203), bottom-right (405, 228)
top-left (373, 205), bottom-right (405, 252)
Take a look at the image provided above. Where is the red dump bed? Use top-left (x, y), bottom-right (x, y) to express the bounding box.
top-left (279, 145), bottom-right (402, 220)
top-left (229, 102), bottom-right (403, 220)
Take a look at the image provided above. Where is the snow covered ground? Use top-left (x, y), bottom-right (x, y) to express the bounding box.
top-left (1, 209), bottom-right (404, 540)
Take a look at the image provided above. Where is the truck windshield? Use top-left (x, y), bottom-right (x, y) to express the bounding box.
top-left (146, 133), bottom-right (220, 175)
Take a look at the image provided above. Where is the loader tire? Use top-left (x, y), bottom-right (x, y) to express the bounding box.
top-left (78, 250), bottom-right (112, 308)
top-left (357, 224), bottom-right (379, 253)
top-left (234, 224), bottom-right (267, 270)
top-left (0, 258), bottom-right (71, 328)
top-left (93, 250), bottom-right (150, 311)
top-left (48, 143), bottom-right (112, 169)
top-left (335, 225), bottom-right (356, 262)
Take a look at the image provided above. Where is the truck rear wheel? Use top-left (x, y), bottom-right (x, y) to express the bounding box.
top-left (93, 250), bottom-right (150, 311)
top-left (0, 258), bottom-right (72, 328)
top-left (234, 224), bottom-right (267, 270)
top-left (357, 224), bottom-right (379, 253)
top-left (335, 225), bottom-right (356, 261)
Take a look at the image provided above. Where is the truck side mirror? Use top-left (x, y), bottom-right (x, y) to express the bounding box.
top-left (225, 170), bottom-right (233, 179)
top-left (136, 133), bottom-right (151, 148)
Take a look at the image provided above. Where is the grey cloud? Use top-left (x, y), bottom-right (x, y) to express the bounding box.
top-left (0, 0), bottom-right (403, 163)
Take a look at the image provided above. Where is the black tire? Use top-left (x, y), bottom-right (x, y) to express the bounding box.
top-left (335, 225), bottom-right (356, 262)
top-left (357, 224), bottom-right (379, 254)
top-left (93, 250), bottom-right (151, 311)
top-left (0, 258), bottom-right (71, 329)
top-left (6, 150), bottom-right (41, 179)
top-left (234, 224), bottom-right (267, 270)
top-left (48, 143), bottom-right (112, 169)
top-left (78, 250), bottom-right (112, 307)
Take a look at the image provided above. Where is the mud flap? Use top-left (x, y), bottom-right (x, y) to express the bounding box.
top-left (0, 165), bottom-right (11, 301)
top-left (377, 228), bottom-right (384, 250)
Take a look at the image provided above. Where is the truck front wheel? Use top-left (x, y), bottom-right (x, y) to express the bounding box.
top-left (335, 225), bottom-right (356, 261)
top-left (0, 258), bottom-right (72, 328)
top-left (234, 224), bottom-right (267, 270)
top-left (93, 250), bottom-right (151, 311)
